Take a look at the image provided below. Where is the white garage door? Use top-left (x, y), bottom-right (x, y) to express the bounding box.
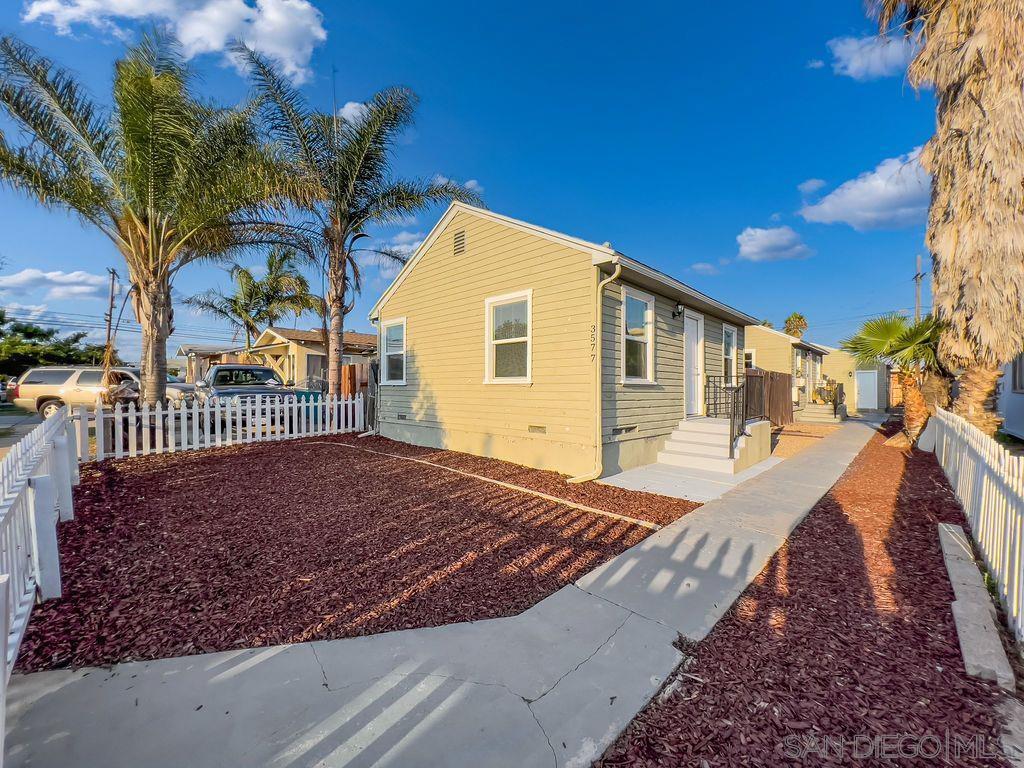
top-left (856, 370), bottom-right (878, 410)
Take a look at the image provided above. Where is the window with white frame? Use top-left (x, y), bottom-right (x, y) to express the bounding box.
top-left (485, 290), bottom-right (531, 383)
top-left (722, 324), bottom-right (738, 381)
top-left (382, 319), bottom-right (406, 384)
top-left (623, 288), bottom-right (655, 383)
top-left (744, 349), bottom-right (756, 369)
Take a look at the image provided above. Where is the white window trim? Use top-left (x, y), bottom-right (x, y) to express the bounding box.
top-left (722, 323), bottom-right (738, 380)
top-left (484, 289), bottom-right (533, 384)
top-left (381, 317), bottom-right (407, 385)
top-left (621, 286), bottom-right (657, 385)
top-left (744, 348), bottom-right (756, 368)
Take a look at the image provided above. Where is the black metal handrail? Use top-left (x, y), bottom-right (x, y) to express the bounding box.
top-left (705, 375), bottom-right (745, 459)
top-left (705, 373), bottom-right (772, 459)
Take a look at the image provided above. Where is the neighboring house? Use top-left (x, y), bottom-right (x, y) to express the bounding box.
top-left (743, 325), bottom-right (831, 409)
top-left (368, 202), bottom-right (769, 478)
top-left (999, 355), bottom-right (1024, 439)
top-left (245, 327), bottom-right (377, 388)
top-left (819, 346), bottom-right (889, 417)
top-left (175, 344), bottom-right (243, 383)
top-left (175, 328), bottom-right (377, 387)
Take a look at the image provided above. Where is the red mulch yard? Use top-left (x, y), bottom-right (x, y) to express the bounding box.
top-left (17, 435), bottom-right (697, 673)
top-left (598, 423), bottom-right (1009, 767)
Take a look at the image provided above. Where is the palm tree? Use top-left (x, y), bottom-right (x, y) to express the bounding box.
top-left (842, 313), bottom-right (942, 443)
top-left (233, 44), bottom-right (482, 396)
top-left (186, 267), bottom-right (265, 352)
top-left (256, 247), bottom-right (320, 326)
top-left (784, 312), bottom-right (808, 338)
top-left (0, 35), bottom-right (290, 404)
top-left (873, 2), bottom-right (1024, 435)
top-left (187, 248), bottom-right (318, 350)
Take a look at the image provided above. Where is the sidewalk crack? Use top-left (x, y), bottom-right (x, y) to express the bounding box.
top-left (527, 611), bottom-right (631, 705)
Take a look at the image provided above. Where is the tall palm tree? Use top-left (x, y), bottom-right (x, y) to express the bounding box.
top-left (0, 35), bottom-right (290, 404)
top-left (233, 44), bottom-right (482, 396)
top-left (842, 313), bottom-right (943, 443)
top-left (187, 248), bottom-right (319, 349)
top-left (873, 2), bottom-right (1024, 435)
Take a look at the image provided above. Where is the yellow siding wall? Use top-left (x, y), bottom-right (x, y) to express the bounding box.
top-left (376, 211), bottom-right (597, 475)
top-left (744, 326), bottom-right (793, 374)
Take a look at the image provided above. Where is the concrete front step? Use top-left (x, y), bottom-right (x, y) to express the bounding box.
top-left (667, 429), bottom-right (730, 447)
top-left (656, 447), bottom-right (735, 473)
top-left (661, 438), bottom-right (732, 458)
top-left (674, 418), bottom-right (731, 435)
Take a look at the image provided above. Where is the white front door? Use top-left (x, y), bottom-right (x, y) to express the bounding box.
top-left (856, 370), bottom-right (878, 410)
top-left (684, 311), bottom-right (704, 415)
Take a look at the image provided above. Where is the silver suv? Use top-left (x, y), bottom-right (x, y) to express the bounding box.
top-left (11, 366), bottom-right (194, 418)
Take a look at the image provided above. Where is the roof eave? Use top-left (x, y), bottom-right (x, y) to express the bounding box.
top-left (594, 253), bottom-right (759, 327)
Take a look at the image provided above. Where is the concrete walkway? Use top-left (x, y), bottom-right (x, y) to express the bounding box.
top-left (5, 421), bottom-right (879, 768)
top-left (600, 457), bottom-right (784, 502)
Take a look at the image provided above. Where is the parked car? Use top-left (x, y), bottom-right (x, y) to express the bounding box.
top-left (194, 364), bottom-right (296, 422)
top-left (10, 366), bottom-right (195, 419)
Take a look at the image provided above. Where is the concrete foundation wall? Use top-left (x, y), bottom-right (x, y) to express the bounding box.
top-left (733, 420), bottom-right (772, 473)
top-left (379, 420), bottom-right (594, 476)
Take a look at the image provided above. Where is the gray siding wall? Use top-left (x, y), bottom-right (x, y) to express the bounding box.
top-left (601, 281), bottom-right (684, 444)
top-left (600, 278), bottom-right (746, 455)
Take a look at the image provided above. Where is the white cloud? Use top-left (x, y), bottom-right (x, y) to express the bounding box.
top-left (390, 230), bottom-right (423, 246)
top-left (799, 147), bottom-right (929, 230)
top-left (338, 101), bottom-right (367, 124)
top-left (736, 226), bottom-right (813, 262)
top-left (434, 175), bottom-right (484, 196)
top-left (4, 302), bottom-right (49, 320)
top-left (827, 35), bottom-right (915, 81)
top-left (806, 59), bottom-right (825, 70)
top-left (690, 262), bottom-right (719, 276)
top-left (23, 0), bottom-right (327, 84)
top-left (0, 268), bottom-right (111, 300)
top-left (798, 178), bottom-right (826, 197)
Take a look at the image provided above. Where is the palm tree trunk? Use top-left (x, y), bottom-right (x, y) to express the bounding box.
top-left (900, 372), bottom-right (929, 443)
top-left (138, 279), bottom-right (172, 406)
top-left (953, 364), bottom-right (1003, 436)
top-left (327, 298), bottom-right (343, 397)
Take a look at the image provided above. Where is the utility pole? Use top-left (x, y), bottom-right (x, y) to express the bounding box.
top-left (914, 253), bottom-right (924, 321)
top-left (103, 268), bottom-right (118, 349)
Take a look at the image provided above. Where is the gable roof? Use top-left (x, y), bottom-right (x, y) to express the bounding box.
top-left (254, 327), bottom-right (377, 351)
top-left (367, 202), bottom-right (757, 326)
top-left (749, 324), bottom-right (831, 355)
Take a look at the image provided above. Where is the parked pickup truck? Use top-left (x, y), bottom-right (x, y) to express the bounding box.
top-left (193, 365), bottom-right (296, 422)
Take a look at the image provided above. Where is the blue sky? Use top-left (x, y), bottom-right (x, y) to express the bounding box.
top-left (0, 0), bottom-right (934, 363)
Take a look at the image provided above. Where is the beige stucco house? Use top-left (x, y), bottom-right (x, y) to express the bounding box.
top-left (743, 325), bottom-right (831, 409)
top-left (819, 346), bottom-right (889, 416)
top-left (369, 202), bottom-right (770, 478)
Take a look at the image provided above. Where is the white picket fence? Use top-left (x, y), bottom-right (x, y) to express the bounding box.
top-left (0, 407), bottom-right (78, 759)
top-left (73, 393), bottom-right (365, 462)
top-left (931, 407), bottom-right (1024, 643)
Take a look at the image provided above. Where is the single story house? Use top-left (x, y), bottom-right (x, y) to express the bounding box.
top-left (743, 325), bottom-right (831, 408)
top-left (368, 202), bottom-right (770, 478)
top-left (245, 327), bottom-right (377, 388)
top-left (999, 355), bottom-right (1024, 439)
top-left (819, 345), bottom-right (889, 417)
top-left (176, 328), bottom-right (377, 387)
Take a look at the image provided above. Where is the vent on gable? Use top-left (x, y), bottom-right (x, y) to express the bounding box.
top-left (453, 230), bottom-right (466, 256)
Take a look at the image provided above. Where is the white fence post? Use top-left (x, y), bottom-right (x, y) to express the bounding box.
top-left (63, 413), bottom-right (80, 486)
top-left (27, 457), bottom-right (61, 601)
top-left (51, 434), bottom-right (74, 522)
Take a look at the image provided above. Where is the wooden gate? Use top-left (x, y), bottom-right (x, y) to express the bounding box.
top-left (745, 369), bottom-right (794, 427)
